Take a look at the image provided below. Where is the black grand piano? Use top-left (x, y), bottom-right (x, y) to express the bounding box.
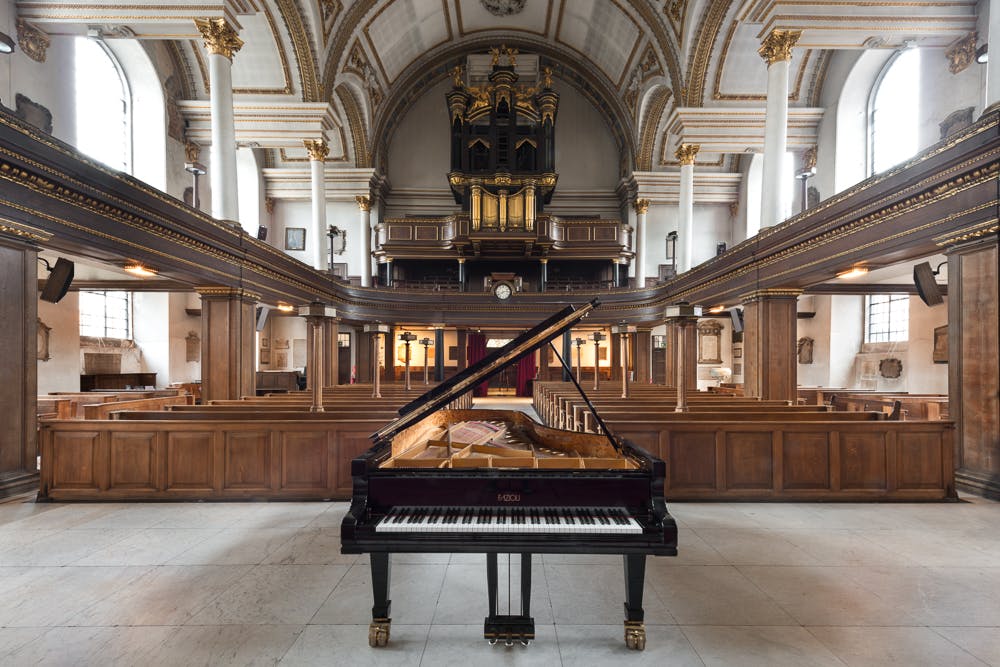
top-left (341, 300), bottom-right (677, 650)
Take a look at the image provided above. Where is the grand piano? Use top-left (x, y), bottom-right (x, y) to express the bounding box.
top-left (341, 300), bottom-right (677, 650)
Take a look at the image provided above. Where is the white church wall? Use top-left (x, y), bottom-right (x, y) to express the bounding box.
top-left (168, 292), bottom-right (201, 384)
top-left (690, 205), bottom-right (734, 268)
top-left (797, 294), bottom-right (832, 387)
top-left (905, 295), bottom-right (948, 394)
top-left (327, 199), bottom-right (362, 280)
top-left (236, 146), bottom-right (265, 238)
top-left (917, 51), bottom-right (983, 151)
top-left (268, 315), bottom-right (307, 371)
top-left (132, 292), bottom-right (170, 387)
top-left (832, 50), bottom-right (892, 193)
top-left (814, 50), bottom-right (863, 202)
top-left (106, 39), bottom-right (166, 192)
top-left (37, 293), bottom-right (81, 394)
top-left (6, 34), bottom-right (76, 146)
top-left (271, 200), bottom-right (313, 267)
top-left (829, 295), bottom-right (865, 388)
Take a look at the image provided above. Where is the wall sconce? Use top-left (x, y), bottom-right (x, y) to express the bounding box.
top-left (0, 32), bottom-right (15, 54)
top-left (276, 303), bottom-right (295, 313)
top-left (976, 43), bottom-right (988, 64)
top-left (124, 262), bottom-right (157, 278)
top-left (836, 266), bottom-right (869, 279)
top-left (327, 225), bottom-right (347, 255)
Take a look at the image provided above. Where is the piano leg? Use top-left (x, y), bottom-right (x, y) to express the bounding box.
top-left (369, 553), bottom-right (392, 647)
top-left (484, 553), bottom-right (535, 646)
top-left (623, 553), bottom-right (647, 651)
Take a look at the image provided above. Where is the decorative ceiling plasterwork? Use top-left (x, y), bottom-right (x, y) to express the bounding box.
top-left (480, 0), bottom-right (527, 17)
top-left (319, 0), bottom-right (342, 44)
top-left (272, 0), bottom-right (322, 101)
top-left (335, 83), bottom-right (369, 167)
top-left (664, 0), bottom-right (687, 40)
top-left (712, 21), bottom-right (814, 102)
top-left (683, 0), bottom-right (732, 106)
top-left (625, 43), bottom-right (665, 114)
top-left (636, 86), bottom-right (672, 170)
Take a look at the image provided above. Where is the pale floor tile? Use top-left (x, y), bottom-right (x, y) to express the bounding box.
top-left (262, 527), bottom-right (359, 566)
top-left (167, 527), bottom-right (300, 565)
top-left (738, 565), bottom-right (922, 626)
top-left (860, 529), bottom-right (1000, 567)
top-left (692, 527), bottom-right (822, 566)
top-left (149, 503), bottom-right (271, 529)
top-left (0, 528), bottom-right (132, 566)
top-left (933, 627), bottom-right (1000, 666)
top-left (648, 565), bottom-right (795, 626)
top-left (67, 564), bottom-right (253, 626)
top-left (421, 624), bottom-right (561, 665)
top-left (768, 529), bottom-right (921, 567)
top-left (73, 527), bottom-right (223, 566)
top-left (153, 624), bottom-right (304, 666)
top-left (187, 564), bottom-right (350, 625)
top-left (226, 502), bottom-right (334, 530)
top-left (433, 559), bottom-right (553, 625)
top-left (808, 626), bottom-right (989, 666)
top-left (0, 503), bottom-right (130, 531)
top-left (0, 566), bottom-right (151, 627)
top-left (278, 624), bottom-right (430, 666)
top-left (647, 527), bottom-right (726, 566)
top-left (304, 505), bottom-right (349, 529)
top-left (313, 561), bottom-right (447, 625)
top-left (544, 562), bottom-right (674, 626)
top-left (556, 624), bottom-right (704, 667)
top-left (6, 625), bottom-right (177, 666)
top-left (0, 627), bottom-right (49, 660)
top-left (65, 504), bottom-right (184, 530)
top-left (681, 625), bottom-right (844, 667)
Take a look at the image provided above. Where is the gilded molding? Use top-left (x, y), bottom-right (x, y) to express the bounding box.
top-left (16, 19), bottom-right (50, 63)
top-left (802, 146), bottom-right (817, 171)
top-left (945, 32), bottom-right (977, 75)
top-left (195, 286), bottom-right (261, 301)
top-left (0, 217), bottom-right (51, 242)
top-left (685, 0), bottom-right (730, 105)
top-left (304, 138), bottom-right (329, 161)
top-left (636, 86), bottom-right (670, 170)
top-left (273, 0), bottom-right (322, 101)
top-left (675, 143), bottom-right (700, 166)
top-left (194, 18), bottom-right (244, 60)
top-left (740, 288), bottom-right (803, 301)
top-left (634, 199), bottom-right (650, 214)
top-left (356, 195), bottom-right (372, 211)
top-left (934, 221), bottom-right (999, 247)
top-left (758, 30), bottom-right (802, 66)
top-left (336, 83), bottom-right (369, 167)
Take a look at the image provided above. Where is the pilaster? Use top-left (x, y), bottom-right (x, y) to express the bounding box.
top-left (741, 288), bottom-right (801, 401)
top-left (197, 287), bottom-right (257, 401)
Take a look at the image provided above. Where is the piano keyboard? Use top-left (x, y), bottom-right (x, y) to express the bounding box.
top-left (375, 506), bottom-right (643, 534)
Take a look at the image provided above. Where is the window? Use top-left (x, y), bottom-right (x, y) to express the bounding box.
top-left (870, 48), bottom-right (921, 175)
top-left (80, 291), bottom-right (132, 339)
top-left (865, 294), bottom-right (909, 343)
top-left (74, 37), bottom-right (131, 172)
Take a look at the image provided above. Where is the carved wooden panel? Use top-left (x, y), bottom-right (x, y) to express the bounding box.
top-left (896, 431), bottom-right (944, 489)
top-left (594, 226), bottom-right (617, 241)
top-left (667, 431), bottom-right (716, 489)
top-left (224, 431), bottom-right (270, 490)
top-left (166, 432), bottom-right (214, 490)
top-left (336, 430), bottom-right (376, 494)
top-left (566, 227), bottom-right (590, 241)
top-left (415, 226), bottom-right (439, 241)
top-left (725, 432), bottom-right (772, 489)
top-left (51, 431), bottom-right (101, 488)
top-left (109, 431), bottom-right (156, 490)
top-left (280, 431), bottom-right (329, 490)
top-left (388, 226), bottom-right (413, 240)
top-left (782, 432), bottom-right (830, 489)
top-left (839, 432), bottom-right (887, 490)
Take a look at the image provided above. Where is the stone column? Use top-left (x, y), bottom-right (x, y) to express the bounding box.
top-left (758, 29), bottom-right (801, 230)
top-left (364, 324), bottom-right (388, 398)
top-left (539, 257), bottom-right (548, 292)
top-left (299, 303), bottom-right (335, 412)
top-left (663, 321), bottom-right (678, 389)
top-left (612, 324), bottom-right (635, 398)
top-left (635, 328), bottom-right (652, 384)
top-left (741, 289), bottom-right (800, 401)
top-left (434, 326), bottom-right (445, 381)
top-left (665, 304), bottom-right (702, 412)
top-left (591, 331), bottom-right (605, 390)
top-left (675, 144), bottom-right (699, 272)
top-left (947, 235), bottom-right (999, 498)
top-left (194, 18), bottom-right (243, 222)
top-left (322, 317), bottom-right (339, 388)
top-left (399, 331), bottom-right (416, 391)
top-left (304, 139), bottom-right (329, 270)
top-left (0, 234), bottom-right (39, 496)
top-left (357, 195), bottom-right (373, 286)
top-left (633, 199), bottom-right (649, 287)
top-left (988, 0), bottom-right (1000, 112)
top-left (197, 287), bottom-right (257, 402)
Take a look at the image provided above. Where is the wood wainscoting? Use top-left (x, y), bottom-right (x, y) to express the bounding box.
top-left (614, 421), bottom-right (956, 501)
top-left (37, 419), bottom-right (387, 502)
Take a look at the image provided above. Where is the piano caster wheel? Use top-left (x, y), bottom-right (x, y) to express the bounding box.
top-left (488, 639), bottom-right (499, 646)
top-left (624, 622), bottom-right (646, 651)
top-left (368, 620), bottom-right (391, 647)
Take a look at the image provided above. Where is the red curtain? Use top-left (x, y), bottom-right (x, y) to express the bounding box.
top-left (467, 333), bottom-right (489, 397)
top-left (515, 351), bottom-right (537, 397)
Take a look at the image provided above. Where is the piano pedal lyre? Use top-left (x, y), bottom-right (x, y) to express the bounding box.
top-left (624, 620), bottom-right (646, 651)
top-left (368, 618), bottom-right (391, 647)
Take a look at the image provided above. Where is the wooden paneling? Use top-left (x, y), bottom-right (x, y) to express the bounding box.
top-left (415, 227), bottom-right (438, 241)
top-left (280, 432), bottom-right (330, 491)
top-left (567, 227), bottom-right (590, 241)
top-left (668, 432), bottom-right (716, 489)
top-left (51, 431), bottom-right (101, 489)
top-left (725, 432), bottom-right (772, 489)
top-left (336, 430), bottom-right (380, 495)
top-left (224, 431), bottom-right (270, 490)
top-left (782, 432), bottom-right (830, 490)
top-left (839, 432), bottom-right (887, 490)
top-left (742, 291), bottom-right (798, 402)
top-left (897, 431), bottom-right (944, 489)
top-left (166, 432), bottom-right (215, 490)
top-left (109, 431), bottom-right (157, 490)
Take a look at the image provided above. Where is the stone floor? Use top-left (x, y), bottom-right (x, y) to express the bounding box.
top-left (2, 398), bottom-right (998, 665)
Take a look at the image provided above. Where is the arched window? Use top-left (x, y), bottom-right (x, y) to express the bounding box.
top-left (869, 48), bottom-right (921, 175)
top-left (74, 37), bottom-right (131, 172)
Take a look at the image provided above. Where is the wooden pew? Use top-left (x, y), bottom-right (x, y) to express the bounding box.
top-left (830, 393), bottom-right (948, 420)
top-left (82, 394), bottom-right (194, 419)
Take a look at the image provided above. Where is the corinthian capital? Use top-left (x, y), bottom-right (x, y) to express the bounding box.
top-left (356, 195), bottom-right (372, 211)
top-left (674, 143), bottom-right (700, 166)
top-left (194, 18), bottom-right (244, 60)
top-left (304, 139), bottom-right (329, 161)
top-left (634, 199), bottom-right (650, 214)
top-left (758, 29), bottom-right (801, 66)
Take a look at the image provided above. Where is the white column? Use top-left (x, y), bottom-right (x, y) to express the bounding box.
top-left (305, 139), bottom-right (328, 270)
top-left (989, 0), bottom-right (1000, 111)
top-left (758, 29), bottom-right (800, 230)
top-left (357, 195), bottom-right (373, 286)
top-left (195, 18), bottom-right (243, 223)
top-left (633, 199), bottom-right (649, 288)
top-left (676, 144), bottom-right (699, 272)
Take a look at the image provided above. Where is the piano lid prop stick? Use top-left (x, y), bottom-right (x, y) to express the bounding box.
top-left (548, 341), bottom-right (622, 453)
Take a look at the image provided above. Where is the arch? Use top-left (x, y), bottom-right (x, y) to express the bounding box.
top-left (868, 48), bottom-right (921, 176)
top-left (635, 84), bottom-right (672, 171)
top-left (75, 37), bottom-right (132, 173)
top-left (336, 83), bottom-right (369, 167)
top-left (273, 0), bottom-right (323, 101)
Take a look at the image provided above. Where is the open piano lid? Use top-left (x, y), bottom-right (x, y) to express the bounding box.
top-left (371, 298), bottom-right (600, 444)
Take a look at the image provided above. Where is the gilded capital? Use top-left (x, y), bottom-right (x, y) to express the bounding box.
top-left (194, 18), bottom-right (244, 60)
top-left (945, 32), bottom-right (977, 74)
top-left (356, 195), bottom-right (372, 211)
top-left (16, 19), bottom-right (50, 63)
top-left (304, 139), bottom-right (329, 161)
top-left (184, 140), bottom-right (201, 163)
top-left (634, 198), bottom-right (650, 214)
top-left (675, 143), bottom-right (700, 166)
top-left (758, 29), bottom-right (801, 66)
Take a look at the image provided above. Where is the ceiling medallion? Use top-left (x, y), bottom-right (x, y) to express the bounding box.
top-left (481, 0), bottom-right (526, 17)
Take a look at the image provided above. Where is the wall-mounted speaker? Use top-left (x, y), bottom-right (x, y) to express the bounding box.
top-left (40, 257), bottom-right (74, 303)
top-left (727, 306), bottom-right (744, 333)
top-left (913, 262), bottom-right (944, 306)
top-left (255, 305), bottom-right (271, 332)
top-left (257, 226), bottom-right (268, 241)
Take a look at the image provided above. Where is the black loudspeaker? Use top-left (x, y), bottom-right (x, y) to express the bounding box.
top-left (40, 258), bottom-right (75, 303)
top-left (257, 226), bottom-right (268, 241)
top-left (255, 305), bottom-right (271, 332)
top-left (727, 306), bottom-right (744, 333)
top-left (913, 262), bottom-right (944, 306)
